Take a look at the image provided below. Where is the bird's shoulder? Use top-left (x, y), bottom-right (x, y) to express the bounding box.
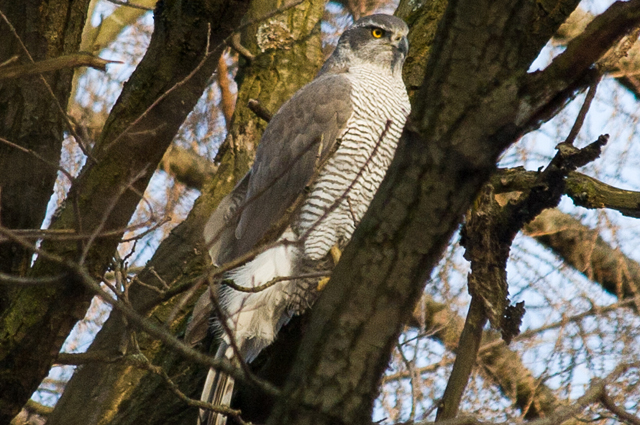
top-left (256, 73), bottom-right (353, 154)
top-left (233, 73), bottom-right (355, 256)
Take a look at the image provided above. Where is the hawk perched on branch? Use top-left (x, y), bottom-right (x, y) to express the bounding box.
top-left (187, 14), bottom-right (411, 425)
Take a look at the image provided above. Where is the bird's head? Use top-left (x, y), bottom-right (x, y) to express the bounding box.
top-left (320, 14), bottom-right (409, 76)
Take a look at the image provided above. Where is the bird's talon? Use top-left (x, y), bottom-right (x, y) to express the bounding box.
top-left (330, 245), bottom-right (342, 265)
top-left (317, 276), bottom-right (330, 291)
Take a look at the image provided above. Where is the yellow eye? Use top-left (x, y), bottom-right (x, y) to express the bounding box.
top-left (371, 28), bottom-right (384, 38)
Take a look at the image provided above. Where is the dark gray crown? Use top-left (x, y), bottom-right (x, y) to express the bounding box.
top-left (320, 14), bottom-right (409, 75)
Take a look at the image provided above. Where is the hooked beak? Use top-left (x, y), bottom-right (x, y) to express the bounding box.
top-left (393, 35), bottom-right (409, 56)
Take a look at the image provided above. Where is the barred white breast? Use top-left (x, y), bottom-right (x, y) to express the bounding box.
top-left (296, 64), bottom-right (411, 260)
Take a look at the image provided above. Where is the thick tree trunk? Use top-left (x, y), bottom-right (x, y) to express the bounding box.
top-left (0, 0), bottom-right (247, 421)
top-left (47, 0), bottom-right (325, 422)
top-left (264, 0), bottom-right (640, 422)
top-left (0, 0), bottom-right (91, 273)
top-left (0, 0), bottom-right (92, 419)
top-left (27, 0), bottom-right (640, 423)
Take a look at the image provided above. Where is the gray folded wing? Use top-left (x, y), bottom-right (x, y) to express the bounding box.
top-left (189, 73), bottom-right (352, 347)
top-left (214, 73), bottom-right (353, 261)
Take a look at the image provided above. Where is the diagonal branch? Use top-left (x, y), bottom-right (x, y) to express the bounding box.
top-left (47, 0), bottom-right (328, 422)
top-left (493, 169), bottom-right (640, 219)
top-left (0, 53), bottom-right (121, 80)
top-left (0, 0), bottom-right (251, 420)
top-left (268, 0), bottom-right (640, 422)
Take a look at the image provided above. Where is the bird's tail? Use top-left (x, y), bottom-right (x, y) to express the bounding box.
top-left (198, 343), bottom-right (236, 425)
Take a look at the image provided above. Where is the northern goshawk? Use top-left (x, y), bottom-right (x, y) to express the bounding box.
top-left (187, 14), bottom-right (411, 425)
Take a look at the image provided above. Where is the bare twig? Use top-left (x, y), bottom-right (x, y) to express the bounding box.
top-left (0, 272), bottom-right (67, 285)
top-left (600, 390), bottom-right (640, 425)
top-left (0, 54), bottom-right (18, 68)
top-left (121, 217), bottom-right (171, 242)
top-left (55, 351), bottom-right (125, 365)
top-left (129, 352), bottom-right (248, 423)
top-left (396, 343), bottom-right (419, 422)
top-left (247, 98), bottom-right (273, 122)
top-left (382, 361), bottom-right (443, 384)
top-left (0, 53), bottom-right (121, 80)
top-left (105, 0), bottom-right (305, 153)
top-left (0, 219), bottom-right (168, 243)
top-left (0, 225), bottom-right (281, 398)
top-left (0, 8), bottom-right (95, 161)
top-left (106, 0), bottom-right (154, 11)
top-left (164, 275), bottom-right (206, 326)
top-left (561, 74), bottom-right (602, 147)
top-left (0, 136), bottom-right (74, 183)
top-left (222, 270), bottom-right (330, 293)
top-left (56, 349), bottom-right (247, 422)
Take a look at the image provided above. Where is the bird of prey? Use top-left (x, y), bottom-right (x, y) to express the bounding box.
top-left (187, 14), bottom-right (411, 425)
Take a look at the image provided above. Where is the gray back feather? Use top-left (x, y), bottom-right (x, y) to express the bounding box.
top-left (204, 173), bottom-right (250, 266)
top-left (190, 75), bottom-right (352, 347)
top-left (232, 73), bottom-right (352, 258)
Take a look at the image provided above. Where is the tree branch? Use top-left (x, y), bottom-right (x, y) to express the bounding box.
top-left (269, 0), bottom-right (640, 421)
top-left (0, 0), bottom-right (250, 419)
top-left (494, 168), bottom-right (640, 219)
top-left (524, 208), bottom-right (640, 303)
top-left (435, 298), bottom-right (487, 421)
top-left (48, 0), bottom-right (328, 422)
top-left (600, 390), bottom-right (640, 425)
top-left (106, 0), bottom-right (154, 10)
top-left (554, 7), bottom-right (640, 99)
top-left (55, 351), bottom-right (125, 365)
top-left (523, 0), bottom-right (640, 131)
top-left (0, 53), bottom-right (121, 80)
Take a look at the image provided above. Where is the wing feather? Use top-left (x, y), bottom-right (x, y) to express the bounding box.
top-left (204, 173), bottom-right (250, 266)
top-left (232, 73), bottom-right (353, 257)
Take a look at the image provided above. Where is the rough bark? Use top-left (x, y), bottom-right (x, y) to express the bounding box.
top-left (158, 143), bottom-right (640, 421)
top-left (555, 7), bottom-right (640, 99)
top-left (47, 0), bottom-right (325, 422)
top-left (267, 0), bottom-right (640, 423)
top-left (0, 0), bottom-right (247, 421)
top-left (0, 0), bottom-right (92, 418)
top-left (0, 0), bottom-right (91, 273)
top-left (36, 1), bottom-right (640, 419)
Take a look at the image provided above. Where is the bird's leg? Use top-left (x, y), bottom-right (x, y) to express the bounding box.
top-left (317, 245), bottom-right (343, 291)
top-left (330, 245), bottom-right (342, 264)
